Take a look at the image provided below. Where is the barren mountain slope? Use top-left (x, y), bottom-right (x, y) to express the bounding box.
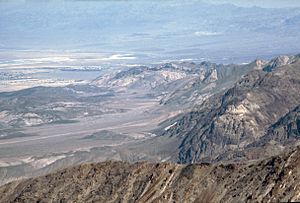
top-left (1, 146), bottom-right (300, 203)
top-left (253, 105), bottom-right (300, 146)
top-left (162, 58), bottom-right (300, 163)
top-left (160, 61), bottom-right (260, 107)
top-left (93, 61), bottom-right (258, 104)
top-left (93, 63), bottom-right (196, 91)
top-left (161, 55), bottom-right (298, 108)
top-left (0, 85), bottom-right (115, 128)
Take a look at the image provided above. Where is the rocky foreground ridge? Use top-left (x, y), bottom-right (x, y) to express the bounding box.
top-left (1, 146), bottom-right (300, 203)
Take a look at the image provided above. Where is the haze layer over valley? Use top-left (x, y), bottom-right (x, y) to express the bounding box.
top-left (1, 0), bottom-right (300, 91)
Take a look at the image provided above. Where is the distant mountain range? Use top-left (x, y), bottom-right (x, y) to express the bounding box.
top-left (1, 2), bottom-right (300, 62)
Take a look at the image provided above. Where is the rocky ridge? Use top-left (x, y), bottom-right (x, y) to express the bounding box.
top-left (1, 146), bottom-right (300, 203)
top-left (162, 56), bottom-right (300, 163)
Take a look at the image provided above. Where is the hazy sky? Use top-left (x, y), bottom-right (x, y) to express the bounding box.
top-left (207, 0), bottom-right (300, 8)
top-left (0, 0), bottom-right (299, 64)
top-left (2, 0), bottom-right (300, 8)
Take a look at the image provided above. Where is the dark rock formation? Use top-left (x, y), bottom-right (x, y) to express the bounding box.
top-left (163, 58), bottom-right (300, 163)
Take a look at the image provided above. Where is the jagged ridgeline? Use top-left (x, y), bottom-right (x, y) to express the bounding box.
top-left (162, 55), bottom-right (300, 163)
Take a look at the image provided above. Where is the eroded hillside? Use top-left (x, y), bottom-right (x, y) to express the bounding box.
top-left (1, 146), bottom-right (300, 203)
top-left (163, 57), bottom-right (300, 163)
